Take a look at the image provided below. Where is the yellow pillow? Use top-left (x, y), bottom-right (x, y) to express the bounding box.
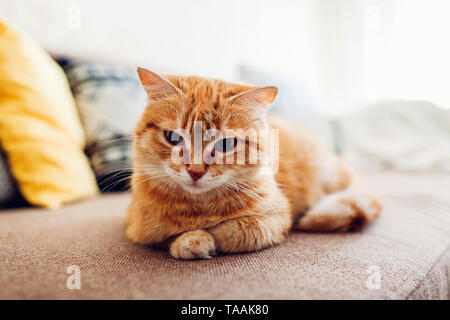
top-left (0, 22), bottom-right (98, 208)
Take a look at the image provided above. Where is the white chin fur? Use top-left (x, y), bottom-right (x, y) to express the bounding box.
top-left (179, 182), bottom-right (215, 194)
top-left (164, 166), bottom-right (228, 195)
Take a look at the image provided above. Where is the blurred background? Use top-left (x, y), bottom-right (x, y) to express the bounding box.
top-left (3, 0), bottom-right (450, 115)
top-left (1, 0), bottom-right (449, 205)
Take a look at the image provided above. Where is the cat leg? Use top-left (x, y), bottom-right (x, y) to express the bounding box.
top-left (207, 212), bottom-right (292, 254)
top-left (126, 201), bottom-right (177, 245)
top-left (294, 187), bottom-right (382, 232)
top-left (169, 229), bottom-right (216, 260)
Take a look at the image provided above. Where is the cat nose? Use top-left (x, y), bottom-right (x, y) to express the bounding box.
top-left (187, 165), bottom-right (206, 181)
top-left (188, 170), bottom-right (205, 181)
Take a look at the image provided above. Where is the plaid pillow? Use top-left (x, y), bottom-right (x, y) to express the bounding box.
top-left (60, 60), bottom-right (147, 191)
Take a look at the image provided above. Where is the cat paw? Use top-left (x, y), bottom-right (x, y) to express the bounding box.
top-left (170, 230), bottom-right (216, 260)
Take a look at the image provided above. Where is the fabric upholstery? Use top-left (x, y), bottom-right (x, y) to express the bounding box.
top-left (0, 22), bottom-right (98, 208)
top-left (59, 60), bottom-right (147, 192)
top-left (0, 171), bottom-right (448, 299)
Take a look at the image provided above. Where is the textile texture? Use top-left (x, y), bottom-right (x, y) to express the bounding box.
top-left (0, 171), bottom-right (448, 299)
top-left (60, 60), bottom-right (147, 192)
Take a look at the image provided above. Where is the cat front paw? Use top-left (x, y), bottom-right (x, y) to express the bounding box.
top-left (169, 229), bottom-right (216, 260)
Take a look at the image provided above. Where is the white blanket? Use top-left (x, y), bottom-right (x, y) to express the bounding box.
top-left (340, 100), bottom-right (450, 172)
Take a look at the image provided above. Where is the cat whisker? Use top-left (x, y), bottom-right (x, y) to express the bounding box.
top-left (101, 170), bottom-right (153, 192)
top-left (128, 174), bottom-right (170, 193)
top-left (95, 136), bottom-right (133, 144)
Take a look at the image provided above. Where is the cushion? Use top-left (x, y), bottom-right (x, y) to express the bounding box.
top-left (0, 22), bottom-right (98, 208)
top-left (239, 64), bottom-right (334, 148)
top-left (0, 171), bottom-right (448, 299)
top-left (339, 100), bottom-right (450, 171)
top-left (0, 149), bottom-right (19, 208)
top-left (59, 60), bottom-right (147, 191)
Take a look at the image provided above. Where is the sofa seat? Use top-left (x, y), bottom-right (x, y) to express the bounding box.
top-left (0, 171), bottom-right (449, 299)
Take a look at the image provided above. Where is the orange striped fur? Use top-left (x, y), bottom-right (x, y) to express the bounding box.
top-left (126, 68), bottom-right (381, 259)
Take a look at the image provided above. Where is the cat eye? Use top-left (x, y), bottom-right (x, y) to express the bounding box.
top-left (164, 130), bottom-right (184, 146)
top-left (214, 138), bottom-right (237, 153)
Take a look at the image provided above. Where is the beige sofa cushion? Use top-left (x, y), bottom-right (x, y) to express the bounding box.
top-left (0, 171), bottom-right (449, 299)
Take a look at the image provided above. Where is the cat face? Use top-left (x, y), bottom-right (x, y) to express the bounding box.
top-left (134, 68), bottom-right (277, 195)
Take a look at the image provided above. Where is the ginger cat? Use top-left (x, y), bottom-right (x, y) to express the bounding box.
top-left (126, 68), bottom-right (382, 259)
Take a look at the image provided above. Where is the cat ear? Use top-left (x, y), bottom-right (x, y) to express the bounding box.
top-left (228, 86), bottom-right (278, 110)
top-left (137, 67), bottom-right (182, 101)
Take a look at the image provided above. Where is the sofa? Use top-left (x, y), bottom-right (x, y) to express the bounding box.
top-left (1, 171), bottom-right (448, 299)
top-left (1, 2), bottom-right (449, 300)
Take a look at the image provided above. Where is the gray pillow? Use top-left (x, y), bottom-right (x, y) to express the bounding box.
top-left (60, 60), bottom-right (147, 192)
top-left (0, 150), bottom-right (19, 208)
top-left (239, 64), bottom-right (334, 148)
